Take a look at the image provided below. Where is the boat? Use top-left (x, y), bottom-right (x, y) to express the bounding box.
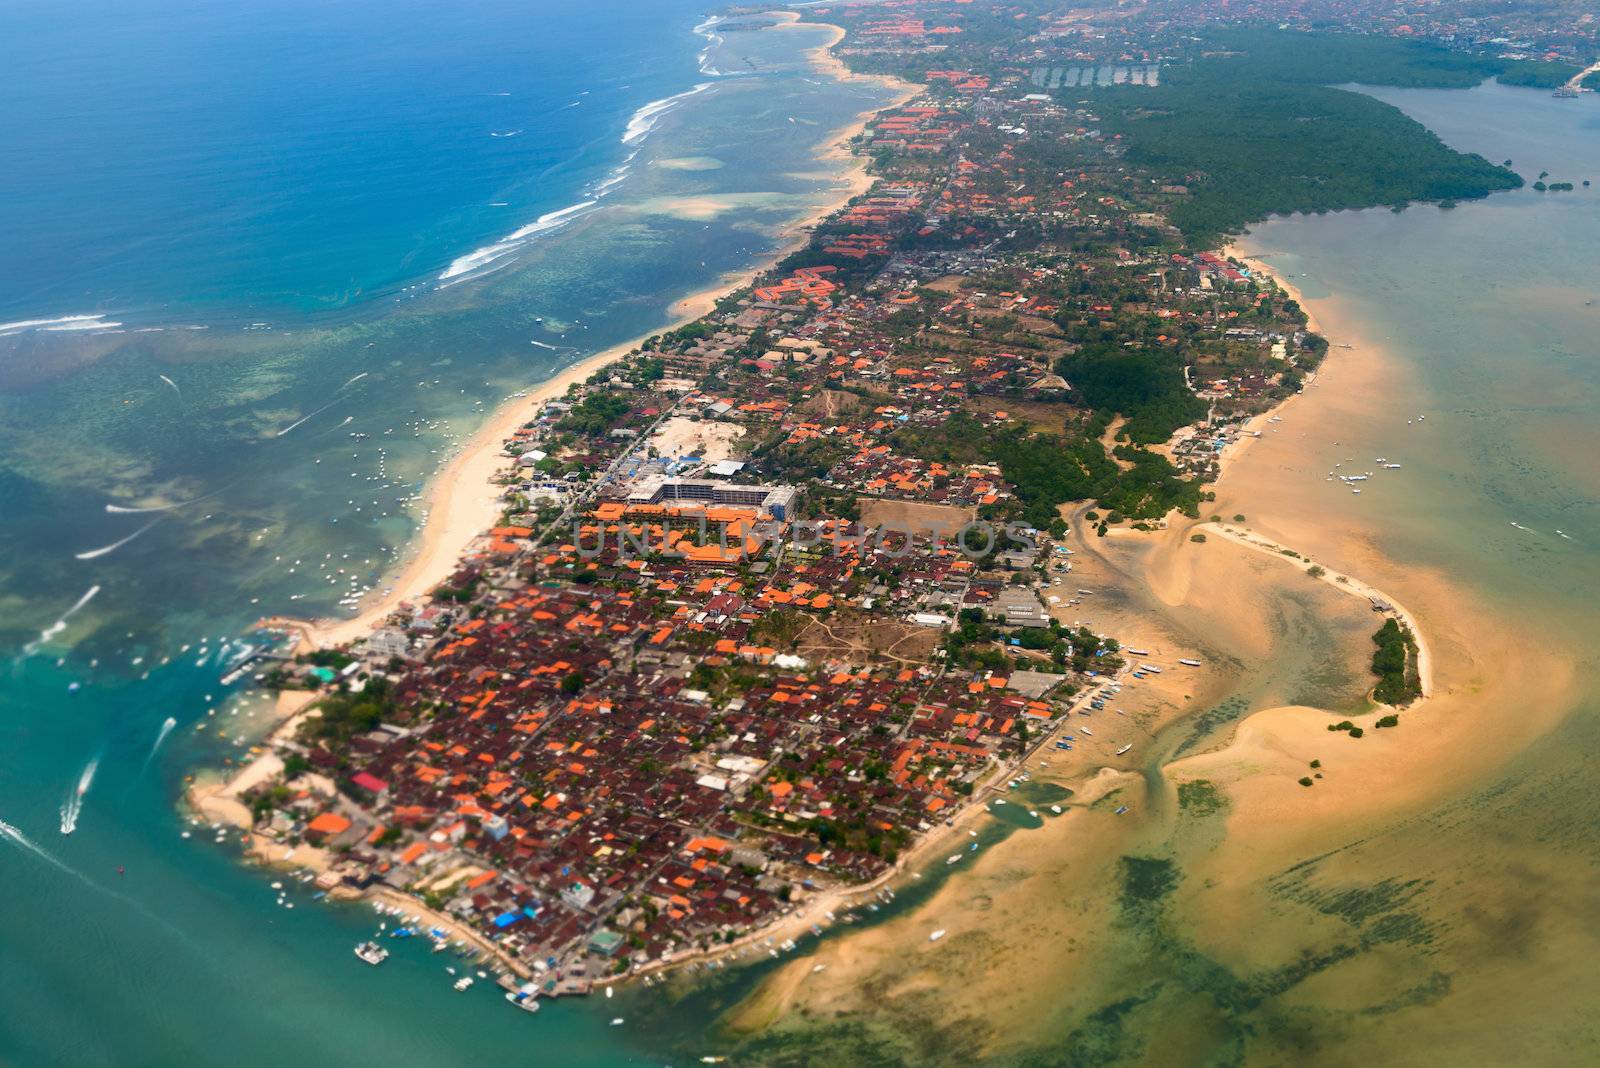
top-left (1115, 744), bottom-right (1132, 756)
top-left (505, 991), bottom-right (541, 1014)
top-left (946, 854), bottom-right (962, 865)
top-left (928, 929), bottom-right (946, 942)
top-left (611, 1017), bottom-right (626, 1026)
top-left (1080, 726), bottom-right (1093, 736)
top-left (1178, 658), bottom-right (1202, 667)
top-left (355, 941), bottom-right (389, 966)
top-left (1050, 805), bottom-right (1062, 814)
top-left (454, 977), bottom-right (474, 992)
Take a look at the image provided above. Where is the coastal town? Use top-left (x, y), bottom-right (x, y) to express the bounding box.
top-left (202, 0), bottom-right (1536, 1011)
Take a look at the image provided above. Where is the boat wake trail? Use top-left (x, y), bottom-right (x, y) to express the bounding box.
top-left (75, 521), bottom-right (156, 560)
top-left (274, 398), bottom-right (342, 437)
top-left (158, 373), bottom-right (182, 400)
top-left (0, 813), bottom-right (204, 950)
top-left (22, 585), bottom-right (102, 656)
top-left (60, 755), bottom-right (101, 835)
top-left (107, 498), bottom-right (183, 514)
top-left (1, 817), bottom-right (84, 878)
top-left (339, 371), bottom-right (369, 391)
top-left (140, 717), bottom-right (179, 775)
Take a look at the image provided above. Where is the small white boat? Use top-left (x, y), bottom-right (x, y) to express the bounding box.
top-left (1116, 744), bottom-right (1132, 756)
top-left (505, 991), bottom-right (540, 1014)
top-left (610, 1017), bottom-right (625, 1026)
top-left (946, 854), bottom-right (962, 865)
top-left (1178, 658), bottom-right (1201, 667)
top-left (355, 941), bottom-right (389, 966)
top-left (1080, 727), bottom-right (1094, 737)
top-left (928, 929), bottom-right (946, 942)
top-left (454, 977), bottom-right (474, 992)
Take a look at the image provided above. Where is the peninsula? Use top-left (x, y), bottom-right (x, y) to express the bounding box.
top-left (195, 0), bottom-right (1587, 1012)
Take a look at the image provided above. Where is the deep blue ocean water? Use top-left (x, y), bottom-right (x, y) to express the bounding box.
top-left (7, 2), bottom-right (1594, 1062)
top-left (0, 2), bottom-right (905, 1062)
top-left (1, 0), bottom-right (704, 321)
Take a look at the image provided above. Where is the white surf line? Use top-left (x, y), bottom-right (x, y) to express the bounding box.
top-left (0, 313), bottom-right (122, 338)
top-left (59, 754), bottom-right (101, 835)
top-left (75, 521), bottom-right (156, 561)
top-left (437, 199), bottom-right (600, 283)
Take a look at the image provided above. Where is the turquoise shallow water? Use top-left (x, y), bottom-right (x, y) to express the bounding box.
top-left (4, 22), bottom-right (1598, 1064)
top-left (0, 4), bottom-right (903, 1063)
top-left (1242, 81), bottom-right (1600, 613)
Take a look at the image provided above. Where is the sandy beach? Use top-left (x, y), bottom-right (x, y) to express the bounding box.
top-left (201, 8), bottom-right (934, 984)
top-left (723, 234), bottom-right (1590, 1050)
top-left (670, 17), bottom-right (917, 323)
top-left (271, 13), bottom-right (913, 652)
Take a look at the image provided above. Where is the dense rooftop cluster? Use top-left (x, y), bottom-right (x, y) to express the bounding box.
top-left (237, 0), bottom-right (1486, 994)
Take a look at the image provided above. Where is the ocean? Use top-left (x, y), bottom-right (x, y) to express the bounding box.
top-left (0, 2), bottom-right (904, 1063)
top-left (3, 9), bottom-right (1597, 1063)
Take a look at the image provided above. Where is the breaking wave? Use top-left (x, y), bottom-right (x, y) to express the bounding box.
top-left (0, 313), bottom-right (124, 338)
top-left (621, 82), bottom-right (714, 146)
top-left (437, 199), bottom-right (599, 283)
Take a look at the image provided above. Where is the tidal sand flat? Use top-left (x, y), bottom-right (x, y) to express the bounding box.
top-left (710, 82), bottom-right (1600, 1064)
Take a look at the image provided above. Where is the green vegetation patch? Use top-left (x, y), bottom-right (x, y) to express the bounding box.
top-left (1119, 855), bottom-right (1181, 910)
top-left (1058, 343), bottom-right (1207, 444)
top-left (1091, 30), bottom-right (1526, 245)
top-left (1176, 779), bottom-right (1226, 816)
top-left (1370, 618), bottom-right (1422, 706)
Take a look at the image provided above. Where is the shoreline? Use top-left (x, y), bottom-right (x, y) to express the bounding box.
top-left (273, 15), bottom-right (914, 652)
top-left (1207, 522), bottom-right (1433, 699)
top-left (207, 9), bottom-right (932, 987)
